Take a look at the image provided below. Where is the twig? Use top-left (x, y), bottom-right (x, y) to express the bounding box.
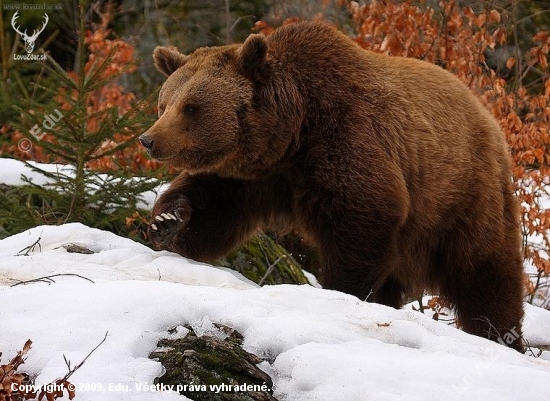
top-left (512, 0), bottom-right (523, 92)
top-left (416, 295), bottom-right (425, 313)
top-left (229, 15), bottom-right (255, 36)
top-left (259, 255), bottom-right (287, 286)
top-left (530, 271), bottom-right (543, 304)
top-left (195, 23), bottom-right (223, 43)
top-left (10, 273), bottom-right (95, 287)
top-left (363, 289), bottom-right (373, 302)
top-left (523, 338), bottom-right (544, 358)
top-left (419, 17), bottom-right (444, 61)
top-left (16, 236), bottom-right (42, 256)
top-left (62, 331), bottom-right (108, 381)
top-left (516, 9), bottom-right (550, 25)
top-left (36, 332), bottom-right (109, 400)
top-left (475, 316), bottom-right (525, 351)
top-left (224, 0), bottom-right (231, 43)
top-left (258, 236), bottom-right (270, 266)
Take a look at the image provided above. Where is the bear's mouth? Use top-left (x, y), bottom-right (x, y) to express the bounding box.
top-left (153, 153), bottom-right (178, 163)
top-left (152, 147), bottom-right (232, 173)
top-left (153, 150), bottom-right (193, 168)
top-left (151, 146), bottom-right (192, 164)
top-left (151, 153), bottom-right (179, 163)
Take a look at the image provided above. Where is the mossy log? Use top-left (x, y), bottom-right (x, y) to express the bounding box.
top-left (222, 234), bottom-right (309, 286)
top-left (150, 325), bottom-right (276, 401)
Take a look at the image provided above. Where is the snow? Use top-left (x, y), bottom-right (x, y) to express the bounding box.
top-left (2, 158), bottom-right (550, 400)
top-left (0, 158), bottom-right (167, 209)
top-left (0, 158), bottom-right (75, 187)
top-left (1, 223), bottom-right (550, 401)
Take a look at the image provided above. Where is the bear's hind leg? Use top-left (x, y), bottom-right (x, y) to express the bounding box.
top-left (376, 275), bottom-right (405, 308)
top-left (441, 248), bottom-right (525, 352)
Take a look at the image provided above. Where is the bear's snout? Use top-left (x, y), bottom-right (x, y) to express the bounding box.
top-left (139, 135), bottom-right (154, 152)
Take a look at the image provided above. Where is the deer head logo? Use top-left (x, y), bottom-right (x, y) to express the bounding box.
top-left (11, 11), bottom-right (49, 54)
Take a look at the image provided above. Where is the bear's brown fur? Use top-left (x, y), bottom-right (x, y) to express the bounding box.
top-left (141, 22), bottom-right (525, 351)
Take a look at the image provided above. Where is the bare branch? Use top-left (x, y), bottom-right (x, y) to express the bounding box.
top-left (10, 273), bottom-right (95, 287)
top-left (16, 236), bottom-right (42, 256)
top-left (259, 255), bottom-right (287, 286)
top-left (62, 331), bottom-right (108, 381)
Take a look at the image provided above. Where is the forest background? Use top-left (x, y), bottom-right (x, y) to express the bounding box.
top-left (0, 0), bottom-right (549, 309)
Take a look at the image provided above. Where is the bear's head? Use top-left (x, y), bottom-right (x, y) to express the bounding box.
top-left (140, 34), bottom-right (303, 179)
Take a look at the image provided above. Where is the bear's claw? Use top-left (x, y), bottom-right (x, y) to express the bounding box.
top-left (148, 197), bottom-right (192, 250)
top-left (149, 211), bottom-right (184, 247)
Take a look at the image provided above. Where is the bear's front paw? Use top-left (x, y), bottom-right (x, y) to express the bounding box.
top-left (148, 197), bottom-right (192, 251)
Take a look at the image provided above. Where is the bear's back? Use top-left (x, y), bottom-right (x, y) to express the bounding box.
top-left (266, 22), bottom-right (512, 237)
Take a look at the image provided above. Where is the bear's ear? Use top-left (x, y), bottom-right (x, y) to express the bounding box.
top-left (153, 46), bottom-right (188, 77)
top-left (238, 34), bottom-right (268, 79)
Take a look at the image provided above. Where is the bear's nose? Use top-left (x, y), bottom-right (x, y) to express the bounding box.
top-left (139, 135), bottom-right (154, 151)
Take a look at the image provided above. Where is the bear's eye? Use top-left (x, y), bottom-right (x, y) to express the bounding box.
top-left (183, 104), bottom-right (197, 115)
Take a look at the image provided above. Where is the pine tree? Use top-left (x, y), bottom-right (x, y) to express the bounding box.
top-left (3, 1), bottom-right (160, 239)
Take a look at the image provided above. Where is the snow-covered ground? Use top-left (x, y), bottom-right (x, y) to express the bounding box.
top-left (1, 223), bottom-right (550, 401)
top-left (2, 158), bottom-right (550, 400)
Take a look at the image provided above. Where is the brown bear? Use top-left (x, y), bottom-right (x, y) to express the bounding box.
top-left (140, 22), bottom-right (525, 351)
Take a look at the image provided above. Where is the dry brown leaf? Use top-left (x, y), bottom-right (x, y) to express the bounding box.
top-left (489, 10), bottom-right (501, 23)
